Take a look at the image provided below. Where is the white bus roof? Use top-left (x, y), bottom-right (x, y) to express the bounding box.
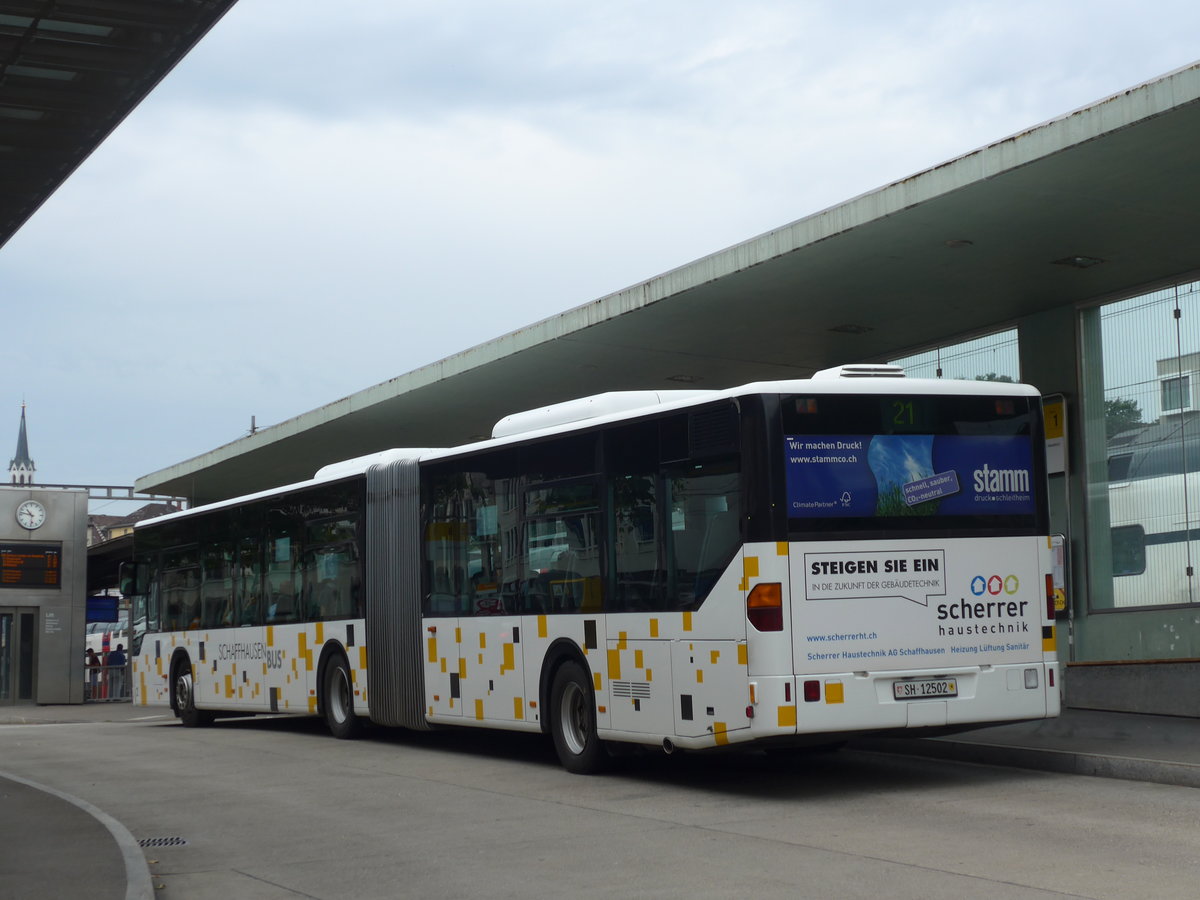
top-left (136, 370), bottom-right (1040, 530)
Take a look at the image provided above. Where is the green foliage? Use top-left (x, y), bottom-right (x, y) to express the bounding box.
top-left (1105, 397), bottom-right (1144, 438)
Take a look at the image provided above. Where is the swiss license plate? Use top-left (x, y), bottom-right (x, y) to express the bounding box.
top-left (893, 678), bottom-right (958, 700)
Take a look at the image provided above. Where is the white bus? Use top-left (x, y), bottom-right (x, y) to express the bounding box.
top-left (1106, 414), bottom-right (1200, 606)
top-left (128, 365), bottom-right (1059, 772)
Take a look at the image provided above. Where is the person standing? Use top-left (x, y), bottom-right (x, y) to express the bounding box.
top-left (85, 648), bottom-right (102, 699)
top-left (106, 643), bottom-right (128, 699)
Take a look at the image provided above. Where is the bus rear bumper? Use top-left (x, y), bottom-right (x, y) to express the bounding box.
top-left (745, 663), bottom-right (1060, 742)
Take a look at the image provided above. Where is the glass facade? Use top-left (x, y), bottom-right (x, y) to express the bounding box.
top-left (1080, 280), bottom-right (1200, 614)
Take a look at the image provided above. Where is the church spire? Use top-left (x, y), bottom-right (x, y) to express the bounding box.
top-left (10, 404), bottom-right (35, 486)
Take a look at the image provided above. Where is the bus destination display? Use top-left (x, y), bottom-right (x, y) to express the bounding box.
top-left (0, 543), bottom-right (62, 588)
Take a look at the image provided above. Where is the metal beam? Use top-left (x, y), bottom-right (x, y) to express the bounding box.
top-left (32, 483), bottom-right (185, 505)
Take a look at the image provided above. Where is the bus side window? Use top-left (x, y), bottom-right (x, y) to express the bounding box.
top-left (666, 465), bottom-right (742, 609)
top-left (613, 473), bottom-right (661, 611)
top-left (237, 538), bottom-right (263, 625)
top-left (266, 511), bottom-right (299, 624)
top-left (146, 578), bottom-right (161, 634)
top-left (424, 471), bottom-right (481, 616)
top-left (303, 544), bottom-right (358, 620)
top-left (521, 481), bottom-right (601, 614)
top-left (424, 462), bottom-right (509, 617)
top-left (163, 566), bottom-right (200, 631)
top-left (1108, 454), bottom-right (1132, 482)
top-left (608, 420), bottom-right (664, 613)
top-left (201, 542), bottom-right (235, 629)
top-left (266, 571), bottom-right (298, 623)
top-left (1111, 525), bottom-right (1146, 576)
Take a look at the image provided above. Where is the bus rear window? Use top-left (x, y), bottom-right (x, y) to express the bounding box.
top-left (780, 393), bottom-right (1044, 535)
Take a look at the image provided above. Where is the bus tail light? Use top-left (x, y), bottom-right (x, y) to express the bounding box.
top-left (1045, 574), bottom-right (1055, 620)
top-left (803, 680), bottom-right (820, 702)
top-left (747, 583), bottom-right (783, 632)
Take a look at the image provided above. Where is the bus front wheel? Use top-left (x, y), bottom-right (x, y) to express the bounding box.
top-left (322, 654), bottom-right (363, 740)
top-left (549, 660), bottom-right (609, 774)
top-left (173, 660), bottom-right (212, 728)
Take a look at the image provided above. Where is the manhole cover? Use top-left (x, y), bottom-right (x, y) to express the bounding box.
top-left (138, 836), bottom-right (188, 847)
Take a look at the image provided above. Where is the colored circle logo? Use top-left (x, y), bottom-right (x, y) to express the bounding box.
top-left (970, 574), bottom-right (1021, 595)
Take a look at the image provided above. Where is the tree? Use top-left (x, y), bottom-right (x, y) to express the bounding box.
top-left (1105, 397), bottom-right (1144, 438)
top-left (974, 373), bottom-right (1016, 383)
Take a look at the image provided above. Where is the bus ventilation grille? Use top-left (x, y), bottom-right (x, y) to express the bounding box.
top-left (611, 681), bottom-right (652, 699)
top-left (812, 364), bottom-right (906, 379)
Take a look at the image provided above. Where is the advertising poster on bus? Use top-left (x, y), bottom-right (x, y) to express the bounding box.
top-left (783, 430), bottom-right (1044, 673)
top-left (791, 535), bottom-right (1046, 674)
top-left (783, 433), bottom-right (1036, 518)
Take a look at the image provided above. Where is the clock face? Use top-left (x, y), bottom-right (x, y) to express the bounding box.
top-left (16, 500), bottom-right (46, 530)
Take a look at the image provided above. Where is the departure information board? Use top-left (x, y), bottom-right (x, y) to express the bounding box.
top-left (0, 543), bottom-right (62, 588)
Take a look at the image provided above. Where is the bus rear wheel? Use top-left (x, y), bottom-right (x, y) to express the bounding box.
top-left (173, 659), bottom-right (212, 728)
top-left (322, 654), bottom-right (363, 740)
top-left (549, 660), bottom-right (609, 774)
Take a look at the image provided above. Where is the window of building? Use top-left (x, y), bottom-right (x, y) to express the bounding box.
top-left (1162, 375), bottom-right (1190, 412)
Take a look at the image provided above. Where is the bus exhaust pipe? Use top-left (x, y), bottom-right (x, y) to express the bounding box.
top-left (662, 738), bottom-right (676, 755)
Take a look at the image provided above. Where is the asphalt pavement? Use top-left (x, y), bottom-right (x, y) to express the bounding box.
top-left (2, 701), bottom-right (1198, 900)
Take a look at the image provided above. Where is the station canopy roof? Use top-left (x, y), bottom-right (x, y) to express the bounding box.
top-left (0, 1), bottom-right (238, 251)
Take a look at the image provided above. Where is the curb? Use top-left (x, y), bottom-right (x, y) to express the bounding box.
top-left (0, 769), bottom-right (155, 900)
top-left (852, 737), bottom-right (1200, 789)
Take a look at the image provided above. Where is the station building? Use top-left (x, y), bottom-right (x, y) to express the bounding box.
top-left (2, 410), bottom-right (88, 702)
top-left (3, 7), bottom-right (1200, 714)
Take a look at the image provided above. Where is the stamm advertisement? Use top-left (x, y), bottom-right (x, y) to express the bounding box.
top-left (784, 433), bottom-right (1035, 518)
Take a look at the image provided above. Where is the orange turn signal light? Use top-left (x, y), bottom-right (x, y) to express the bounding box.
top-left (747, 582), bottom-right (783, 632)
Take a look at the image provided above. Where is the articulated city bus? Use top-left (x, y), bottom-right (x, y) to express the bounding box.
top-left (128, 365), bottom-right (1059, 772)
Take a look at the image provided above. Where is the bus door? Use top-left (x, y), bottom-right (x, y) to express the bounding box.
top-left (424, 616), bottom-right (462, 718)
top-left (456, 615), bottom-right (526, 725)
top-left (668, 546), bottom-right (758, 743)
top-left (422, 530), bottom-right (522, 722)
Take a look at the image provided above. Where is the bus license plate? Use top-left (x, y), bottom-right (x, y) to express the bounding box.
top-left (893, 678), bottom-right (958, 700)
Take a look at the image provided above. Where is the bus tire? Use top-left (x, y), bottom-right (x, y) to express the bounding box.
top-left (549, 660), bottom-right (609, 774)
top-left (322, 653), bottom-right (363, 740)
top-left (173, 658), bottom-right (213, 728)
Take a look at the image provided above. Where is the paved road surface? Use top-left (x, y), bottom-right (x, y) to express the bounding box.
top-left (2, 709), bottom-right (1199, 899)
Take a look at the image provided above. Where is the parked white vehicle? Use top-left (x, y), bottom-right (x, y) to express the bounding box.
top-left (1106, 415), bottom-right (1200, 607)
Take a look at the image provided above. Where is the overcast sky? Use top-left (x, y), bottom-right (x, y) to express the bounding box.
top-left (3, 0), bottom-right (1199, 512)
